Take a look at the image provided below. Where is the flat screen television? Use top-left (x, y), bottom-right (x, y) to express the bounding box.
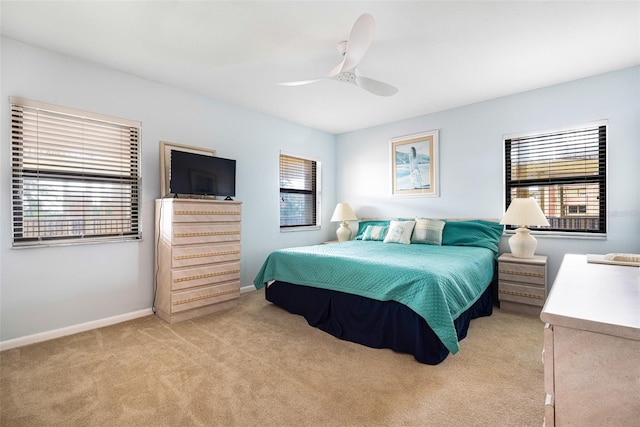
top-left (170, 150), bottom-right (236, 199)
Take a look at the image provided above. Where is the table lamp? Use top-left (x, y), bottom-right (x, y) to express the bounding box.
top-left (500, 197), bottom-right (550, 258)
top-left (330, 203), bottom-right (358, 242)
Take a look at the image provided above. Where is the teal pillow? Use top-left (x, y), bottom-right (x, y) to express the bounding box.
top-left (355, 220), bottom-right (391, 240)
top-left (362, 225), bottom-right (389, 241)
top-left (441, 220), bottom-right (504, 255)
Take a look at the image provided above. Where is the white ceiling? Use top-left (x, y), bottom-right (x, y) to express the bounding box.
top-left (2, 1), bottom-right (639, 134)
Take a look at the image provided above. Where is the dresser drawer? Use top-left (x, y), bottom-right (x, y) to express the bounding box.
top-left (171, 262), bottom-right (241, 291)
top-left (171, 242), bottom-right (241, 268)
top-left (544, 394), bottom-right (555, 427)
top-left (543, 323), bottom-right (554, 395)
top-left (170, 281), bottom-right (240, 314)
top-left (499, 262), bottom-right (546, 285)
top-left (172, 202), bottom-right (241, 223)
top-left (172, 223), bottom-right (241, 245)
top-left (498, 281), bottom-right (545, 306)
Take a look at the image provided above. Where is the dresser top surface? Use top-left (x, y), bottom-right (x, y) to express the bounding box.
top-left (541, 254), bottom-right (640, 340)
top-left (158, 198), bottom-right (242, 205)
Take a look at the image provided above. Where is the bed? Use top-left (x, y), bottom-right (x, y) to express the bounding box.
top-left (253, 219), bottom-right (504, 364)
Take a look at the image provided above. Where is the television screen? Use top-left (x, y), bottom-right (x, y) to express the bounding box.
top-left (170, 150), bottom-right (236, 198)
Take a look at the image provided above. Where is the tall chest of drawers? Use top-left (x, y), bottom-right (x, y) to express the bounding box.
top-left (154, 198), bottom-right (242, 323)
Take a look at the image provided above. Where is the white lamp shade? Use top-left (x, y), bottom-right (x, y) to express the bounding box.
top-left (330, 203), bottom-right (358, 222)
top-left (500, 197), bottom-right (549, 258)
top-left (331, 203), bottom-right (358, 242)
top-left (500, 197), bottom-right (550, 228)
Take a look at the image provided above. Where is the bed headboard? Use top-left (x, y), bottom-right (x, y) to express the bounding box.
top-left (361, 217), bottom-right (500, 223)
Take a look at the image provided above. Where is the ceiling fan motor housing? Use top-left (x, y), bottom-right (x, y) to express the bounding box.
top-left (335, 71), bottom-right (356, 83)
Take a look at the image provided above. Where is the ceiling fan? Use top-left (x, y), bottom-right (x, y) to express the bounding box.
top-left (279, 13), bottom-right (398, 97)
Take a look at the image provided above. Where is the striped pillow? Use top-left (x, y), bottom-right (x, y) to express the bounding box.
top-left (362, 225), bottom-right (389, 241)
top-left (411, 218), bottom-right (446, 245)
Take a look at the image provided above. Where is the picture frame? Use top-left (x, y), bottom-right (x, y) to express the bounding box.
top-left (390, 130), bottom-right (439, 197)
top-left (159, 141), bottom-right (216, 197)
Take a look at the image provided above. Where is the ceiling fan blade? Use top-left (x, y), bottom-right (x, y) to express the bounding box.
top-left (281, 14), bottom-right (385, 93)
top-left (336, 13), bottom-right (375, 74)
top-left (328, 58), bottom-right (346, 78)
top-left (278, 78), bottom-right (325, 87)
top-left (355, 76), bottom-right (398, 97)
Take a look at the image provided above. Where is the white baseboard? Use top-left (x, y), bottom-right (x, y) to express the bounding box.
top-left (240, 285), bottom-right (256, 294)
top-left (0, 308), bottom-right (154, 352)
top-left (2, 286), bottom-right (258, 352)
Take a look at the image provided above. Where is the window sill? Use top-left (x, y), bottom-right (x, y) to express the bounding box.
top-left (12, 236), bottom-right (143, 249)
top-left (504, 230), bottom-right (606, 240)
top-left (280, 225), bottom-right (321, 233)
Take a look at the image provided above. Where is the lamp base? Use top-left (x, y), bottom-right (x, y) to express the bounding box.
top-left (336, 222), bottom-right (352, 242)
top-left (509, 227), bottom-right (538, 258)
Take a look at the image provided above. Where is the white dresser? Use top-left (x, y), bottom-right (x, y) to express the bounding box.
top-left (540, 254), bottom-right (640, 426)
top-left (154, 198), bottom-right (242, 323)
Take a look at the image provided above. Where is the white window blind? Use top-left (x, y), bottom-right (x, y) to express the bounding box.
top-left (504, 122), bottom-right (606, 234)
top-left (279, 153), bottom-right (319, 228)
top-left (10, 97), bottom-right (142, 247)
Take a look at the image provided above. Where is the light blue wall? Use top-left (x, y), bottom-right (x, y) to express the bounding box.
top-left (335, 66), bottom-right (640, 288)
top-left (0, 37), bottom-right (337, 342)
top-left (2, 36), bottom-right (638, 343)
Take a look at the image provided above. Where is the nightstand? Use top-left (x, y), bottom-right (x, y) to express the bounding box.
top-left (498, 253), bottom-right (547, 316)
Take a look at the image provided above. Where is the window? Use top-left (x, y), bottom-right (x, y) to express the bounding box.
top-left (504, 122), bottom-right (606, 235)
top-left (279, 153), bottom-right (320, 229)
top-left (10, 97), bottom-right (141, 247)
top-left (567, 205), bottom-right (587, 215)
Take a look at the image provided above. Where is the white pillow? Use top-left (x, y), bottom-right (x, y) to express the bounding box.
top-left (383, 220), bottom-right (416, 245)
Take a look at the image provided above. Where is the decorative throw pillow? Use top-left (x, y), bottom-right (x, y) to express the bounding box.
top-left (355, 220), bottom-right (390, 240)
top-left (411, 218), bottom-right (446, 245)
top-left (361, 225), bottom-right (389, 241)
top-left (383, 220), bottom-right (416, 245)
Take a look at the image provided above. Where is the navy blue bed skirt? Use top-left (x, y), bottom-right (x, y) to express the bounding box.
top-left (265, 281), bottom-right (493, 365)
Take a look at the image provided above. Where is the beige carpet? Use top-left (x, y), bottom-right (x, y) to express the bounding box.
top-left (0, 289), bottom-right (544, 426)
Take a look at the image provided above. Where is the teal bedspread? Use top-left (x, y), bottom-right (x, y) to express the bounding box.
top-left (253, 241), bottom-right (496, 354)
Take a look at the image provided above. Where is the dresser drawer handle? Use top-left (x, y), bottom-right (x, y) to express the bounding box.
top-left (499, 269), bottom-right (544, 278)
top-left (175, 210), bottom-right (241, 216)
top-left (174, 231), bottom-right (240, 238)
top-left (499, 289), bottom-right (543, 300)
top-left (173, 287), bottom-right (238, 306)
top-left (174, 269), bottom-right (241, 283)
top-left (174, 250), bottom-right (240, 260)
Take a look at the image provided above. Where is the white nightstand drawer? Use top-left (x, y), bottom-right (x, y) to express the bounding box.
top-left (498, 281), bottom-right (545, 306)
top-left (499, 262), bottom-right (546, 285)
